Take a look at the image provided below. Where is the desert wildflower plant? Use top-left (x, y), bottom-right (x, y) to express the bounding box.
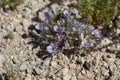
top-left (31, 7), bottom-right (103, 55)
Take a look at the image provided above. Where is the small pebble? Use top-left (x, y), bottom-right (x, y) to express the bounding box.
top-left (51, 61), bottom-right (57, 68)
top-left (20, 62), bottom-right (27, 71)
top-left (83, 61), bottom-right (91, 70)
top-left (81, 69), bottom-right (86, 75)
top-left (0, 54), bottom-right (5, 67)
top-left (109, 64), bottom-right (117, 76)
top-left (71, 76), bottom-right (77, 80)
top-left (62, 68), bottom-right (69, 75)
top-left (63, 74), bottom-right (71, 80)
top-left (35, 64), bottom-right (45, 75)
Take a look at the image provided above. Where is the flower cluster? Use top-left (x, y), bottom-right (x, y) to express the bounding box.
top-left (34, 7), bottom-right (103, 54)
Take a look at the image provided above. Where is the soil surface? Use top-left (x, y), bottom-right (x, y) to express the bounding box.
top-left (0, 0), bottom-right (120, 80)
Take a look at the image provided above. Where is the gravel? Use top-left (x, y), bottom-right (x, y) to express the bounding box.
top-left (0, 0), bottom-right (119, 80)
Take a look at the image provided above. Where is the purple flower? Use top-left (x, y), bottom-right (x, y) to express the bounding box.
top-left (46, 43), bottom-right (57, 53)
top-left (40, 16), bottom-right (48, 22)
top-left (77, 28), bottom-right (83, 34)
top-left (35, 23), bottom-right (42, 30)
top-left (95, 30), bottom-right (103, 38)
top-left (81, 38), bottom-right (92, 47)
top-left (71, 20), bottom-right (78, 27)
top-left (53, 24), bottom-right (61, 32)
top-left (63, 9), bottom-right (71, 16)
top-left (44, 7), bottom-right (52, 14)
top-left (89, 25), bottom-right (95, 31)
top-left (57, 34), bottom-right (65, 41)
top-left (53, 23), bottom-right (65, 32)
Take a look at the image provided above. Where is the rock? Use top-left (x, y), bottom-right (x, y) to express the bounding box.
top-left (30, 54), bottom-right (37, 61)
top-left (69, 63), bottom-right (76, 69)
top-left (22, 19), bottom-right (31, 31)
top-left (109, 64), bottom-right (117, 76)
top-left (101, 61), bottom-right (108, 68)
top-left (1, 23), bottom-right (7, 29)
top-left (86, 71), bottom-right (95, 80)
top-left (29, 0), bottom-right (40, 12)
top-left (17, 14), bottom-right (23, 19)
top-left (101, 48), bottom-right (107, 52)
top-left (101, 68), bottom-right (109, 76)
top-left (93, 67), bottom-right (99, 74)
top-left (118, 15), bottom-right (120, 19)
top-left (83, 61), bottom-right (91, 70)
top-left (39, 78), bottom-right (46, 80)
top-left (10, 55), bottom-right (20, 64)
top-left (115, 60), bottom-right (120, 69)
top-left (20, 62), bottom-right (27, 71)
top-left (71, 76), bottom-right (77, 80)
top-left (77, 73), bottom-right (84, 80)
top-left (26, 67), bottom-right (33, 74)
top-left (63, 74), bottom-right (71, 80)
top-left (116, 29), bottom-right (120, 34)
top-left (92, 60), bottom-right (96, 66)
top-left (107, 76), bottom-right (117, 80)
top-left (24, 77), bottom-right (30, 80)
top-left (15, 24), bottom-right (23, 33)
top-left (101, 38), bottom-right (112, 46)
top-left (61, 68), bottom-right (69, 76)
top-left (2, 23), bottom-right (14, 31)
top-left (35, 64), bottom-right (45, 75)
top-left (103, 54), bottom-right (116, 64)
top-left (109, 23), bottom-right (113, 28)
top-left (22, 7), bottom-right (32, 17)
top-left (81, 69), bottom-right (86, 75)
top-left (0, 54), bottom-right (5, 67)
top-left (56, 77), bottom-right (62, 80)
top-left (43, 59), bottom-right (50, 66)
top-left (24, 74), bottom-right (32, 80)
top-left (51, 61), bottom-right (57, 68)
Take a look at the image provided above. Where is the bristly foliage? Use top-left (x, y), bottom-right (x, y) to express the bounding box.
top-left (30, 7), bottom-right (103, 55)
top-left (2, 0), bottom-right (23, 9)
top-left (78, 0), bottom-right (120, 26)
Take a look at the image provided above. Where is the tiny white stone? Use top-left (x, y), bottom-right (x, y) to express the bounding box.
top-left (51, 61), bottom-right (57, 68)
top-left (0, 54), bottom-right (5, 67)
top-left (20, 62), bottom-right (27, 71)
top-left (63, 74), bottom-right (71, 80)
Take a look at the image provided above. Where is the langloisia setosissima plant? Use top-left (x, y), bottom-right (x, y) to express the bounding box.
top-left (31, 7), bottom-right (103, 55)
